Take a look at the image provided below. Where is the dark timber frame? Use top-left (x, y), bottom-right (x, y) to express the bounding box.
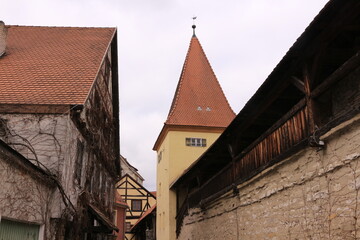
top-left (116, 174), bottom-right (156, 240)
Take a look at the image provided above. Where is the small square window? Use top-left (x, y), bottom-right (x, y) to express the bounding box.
top-left (131, 199), bottom-right (142, 211)
top-left (185, 138), bottom-right (206, 147)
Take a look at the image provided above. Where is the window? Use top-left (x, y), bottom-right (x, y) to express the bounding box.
top-left (0, 219), bottom-right (40, 239)
top-left (131, 199), bottom-right (142, 211)
top-left (185, 138), bottom-right (206, 147)
top-left (75, 140), bottom-right (84, 185)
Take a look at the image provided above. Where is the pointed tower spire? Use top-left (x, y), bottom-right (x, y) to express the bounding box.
top-left (165, 31), bottom-right (235, 128)
top-left (153, 30), bottom-right (236, 239)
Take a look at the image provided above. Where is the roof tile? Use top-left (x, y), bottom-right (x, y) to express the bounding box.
top-left (0, 25), bottom-right (115, 105)
top-left (166, 36), bottom-right (235, 127)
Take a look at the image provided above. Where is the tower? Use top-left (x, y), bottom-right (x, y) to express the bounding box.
top-left (153, 25), bottom-right (235, 240)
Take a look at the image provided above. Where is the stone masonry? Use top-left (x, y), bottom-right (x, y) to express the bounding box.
top-left (178, 114), bottom-right (360, 240)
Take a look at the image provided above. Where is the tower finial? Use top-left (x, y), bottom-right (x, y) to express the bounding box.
top-left (192, 16), bottom-right (197, 37)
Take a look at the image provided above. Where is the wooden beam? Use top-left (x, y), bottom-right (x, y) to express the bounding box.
top-left (0, 104), bottom-right (70, 114)
top-left (88, 226), bottom-right (112, 234)
top-left (291, 76), bottom-right (305, 93)
top-left (304, 1), bottom-right (360, 58)
top-left (304, 66), bottom-right (317, 133)
top-left (311, 51), bottom-right (360, 98)
top-left (234, 98), bottom-right (306, 161)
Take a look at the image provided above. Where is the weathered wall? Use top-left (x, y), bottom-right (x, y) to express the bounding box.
top-left (0, 144), bottom-right (56, 239)
top-left (120, 156), bottom-right (144, 185)
top-left (0, 114), bottom-right (72, 175)
top-left (74, 45), bottom-right (117, 215)
top-left (0, 114), bottom-right (81, 216)
top-left (178, 114), bottom-right (360, 240)
top-left (0, 33), bottom-right (118, 240)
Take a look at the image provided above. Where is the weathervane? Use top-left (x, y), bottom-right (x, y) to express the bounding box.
top-left (192, 16), bottom-right (197, 37)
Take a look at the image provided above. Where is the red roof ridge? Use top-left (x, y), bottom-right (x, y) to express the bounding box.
top-left (7, 25), bottom-right (116, 29)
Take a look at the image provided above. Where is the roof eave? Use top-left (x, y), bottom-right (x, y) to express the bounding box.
top-left (153, 123), bottom-right (227, 151)
top-left (0, 103), bottom-right (79, 114)
top-left (171, 0), bottom-right (352, 189)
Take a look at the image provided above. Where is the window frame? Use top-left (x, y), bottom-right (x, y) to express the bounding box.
top-left (74, 139), bottom-right (84, 185)
top-left (131, 199), bottom-right (142, 212)
top-left (185, 137), bottom-right (207, 147)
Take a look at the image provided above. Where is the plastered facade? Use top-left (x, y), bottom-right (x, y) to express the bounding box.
top-left (156, 129), bottom-right (222, 240)
top-left (178, 114), bottom-right (360, 240)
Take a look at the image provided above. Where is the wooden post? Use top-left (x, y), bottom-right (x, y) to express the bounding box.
top-left (227, 143), bottom-right (239, 194)
top-left (303, 66), bottom-right (318, 134)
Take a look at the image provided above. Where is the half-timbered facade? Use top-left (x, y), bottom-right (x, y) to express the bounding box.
top-left (116, 174), bottom-right (156, 240)
top-left (0, 24), bottom-right (119, 239)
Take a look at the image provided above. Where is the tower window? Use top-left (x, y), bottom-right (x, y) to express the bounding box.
top-left (186, 138), bottom-right (206, 147)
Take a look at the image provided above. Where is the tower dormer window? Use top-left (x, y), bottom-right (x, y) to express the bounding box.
top-left (186, 138), bottom-right (206, 147)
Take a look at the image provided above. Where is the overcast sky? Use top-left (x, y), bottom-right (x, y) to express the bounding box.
top-left (3, 0), bottom-right (329, 190)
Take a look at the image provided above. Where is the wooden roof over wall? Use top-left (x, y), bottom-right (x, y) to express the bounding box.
top-left (172, 0), bottom-right (360, 188)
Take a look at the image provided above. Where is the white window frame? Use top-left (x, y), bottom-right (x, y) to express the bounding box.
top-left (185, 138), bottom-right (206, 147)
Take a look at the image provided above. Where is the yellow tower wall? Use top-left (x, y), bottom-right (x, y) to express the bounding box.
top-left (156, 128), bottom-right (223, 240)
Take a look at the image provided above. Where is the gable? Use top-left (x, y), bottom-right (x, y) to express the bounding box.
top-left (116, 174), bottom-right (156, 220)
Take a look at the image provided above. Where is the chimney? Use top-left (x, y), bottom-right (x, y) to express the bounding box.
top-left (0, 21), bottom-right (7, 57)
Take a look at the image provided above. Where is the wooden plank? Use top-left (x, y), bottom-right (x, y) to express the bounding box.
top-left (234, 98), bottom-right (306, 161)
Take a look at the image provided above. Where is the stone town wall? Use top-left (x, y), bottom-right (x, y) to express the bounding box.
top-left (178, 114), bottom-right (360, 240)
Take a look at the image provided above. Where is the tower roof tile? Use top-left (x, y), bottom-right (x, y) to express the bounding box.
top-left (165, 36), bottom-right (235, 127)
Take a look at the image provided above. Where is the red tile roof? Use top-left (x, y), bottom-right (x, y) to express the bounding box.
top-left (0, 25), bottom-right (115, 105)
top-left (115, 191), bottom-right (128, 208)
top-left (166, 35), bottom-right (235, 127)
